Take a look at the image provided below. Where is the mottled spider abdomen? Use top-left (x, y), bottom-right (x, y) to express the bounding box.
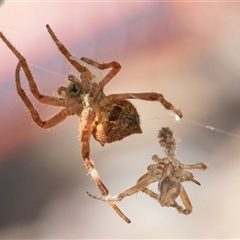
top-left (92, 100), bottom-right (142, 146)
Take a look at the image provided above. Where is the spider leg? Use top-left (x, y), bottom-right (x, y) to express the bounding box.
top-left (46, 25), bottom-right (92, 78)
top-left (80, 108), bottom-right (130, 223)
top-left (0, 31), bottom-right (67, 107)
top-left (105, 92), bottom-right (183, 118)
top-left (15, 62), bottom-right (78, 128)
top-left (87, 170), bottom-right (158, 203)
top-left (170, 200), bottom-right (188, 214)
top-left (87, 173), bottom-right (158, 202)
top-left (83, 151), bottom-right (131, 224)
top-left (81, 57), bottom-right (121, 89)
top-left (117, 173), bottom-right (157, 200)
top-left (178, 170), bottom-right (200, 186)
top-left (172, 185), bottom-right (192, 215)
top-left (141, 187), bottom-right (158, 200)
top-left (179, 162), bottom-right (207, 171)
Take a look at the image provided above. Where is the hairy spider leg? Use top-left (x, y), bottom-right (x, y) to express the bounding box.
top-left (15, 61), bottom-right (79, 128)
top-left (0, 32), bottom-right (68, 108)
top-left (0, 32), bottom-right (79, 129)
top-left (177, 185), bottom-right (192, 214)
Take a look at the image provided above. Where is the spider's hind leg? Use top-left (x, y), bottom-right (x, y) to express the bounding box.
top-left (83, 146), bottom-right (131, 224)
top-left (80, 108), bottom-right (131, 223)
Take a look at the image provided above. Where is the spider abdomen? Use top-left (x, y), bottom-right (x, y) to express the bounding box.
top-left (92, 100), bottom-right (142, 146)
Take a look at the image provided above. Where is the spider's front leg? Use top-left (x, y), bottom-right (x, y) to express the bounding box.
top-left (80, 108), bottom-right (131, 223)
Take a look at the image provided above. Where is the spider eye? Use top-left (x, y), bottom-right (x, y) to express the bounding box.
top-left (124, 113), bottom-right (136, 126)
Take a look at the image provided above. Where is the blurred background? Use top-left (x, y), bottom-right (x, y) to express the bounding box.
top-left (0, 1), bottom-right (240, 238)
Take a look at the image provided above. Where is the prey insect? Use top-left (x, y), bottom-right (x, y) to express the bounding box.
top-left (88, 127), bottom-right (207, 215)
top-left (0, 25), bottom-right (182, 223)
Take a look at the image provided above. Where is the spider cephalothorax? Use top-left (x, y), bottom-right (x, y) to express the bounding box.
top-left (58, 72), bottom-right (142, 146)
top-left (0, 25), bottom-right (183, 223)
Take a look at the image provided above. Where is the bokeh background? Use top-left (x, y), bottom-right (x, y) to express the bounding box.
top-left (0, 1), bottom-right (240, 239)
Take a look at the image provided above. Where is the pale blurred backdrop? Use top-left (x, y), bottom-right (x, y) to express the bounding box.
top-left (0, 1), bottom-right (240, 239)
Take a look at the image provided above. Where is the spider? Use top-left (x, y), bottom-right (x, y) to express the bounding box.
top-left (87, 127), bottom-right (207, 215)
top-left (0, 25), bottom-right (183, 223)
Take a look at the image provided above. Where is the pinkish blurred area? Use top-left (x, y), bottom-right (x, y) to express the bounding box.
top-left (0, 2), bottom-right (240, 239)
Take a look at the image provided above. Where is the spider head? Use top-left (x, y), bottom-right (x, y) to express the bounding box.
top-left (92, 100), bottom-right (142, 146)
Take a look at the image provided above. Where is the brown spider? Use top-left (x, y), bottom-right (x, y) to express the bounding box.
top-left (88, 127), bottom-right (207, 215)
top-left (0, 25), bottom-right (183, 223)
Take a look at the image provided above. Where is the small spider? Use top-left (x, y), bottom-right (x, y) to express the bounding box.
top-left (0, 25), bottom-right (183, 223)
top-left (87, 127), bottom-right (207, 215)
